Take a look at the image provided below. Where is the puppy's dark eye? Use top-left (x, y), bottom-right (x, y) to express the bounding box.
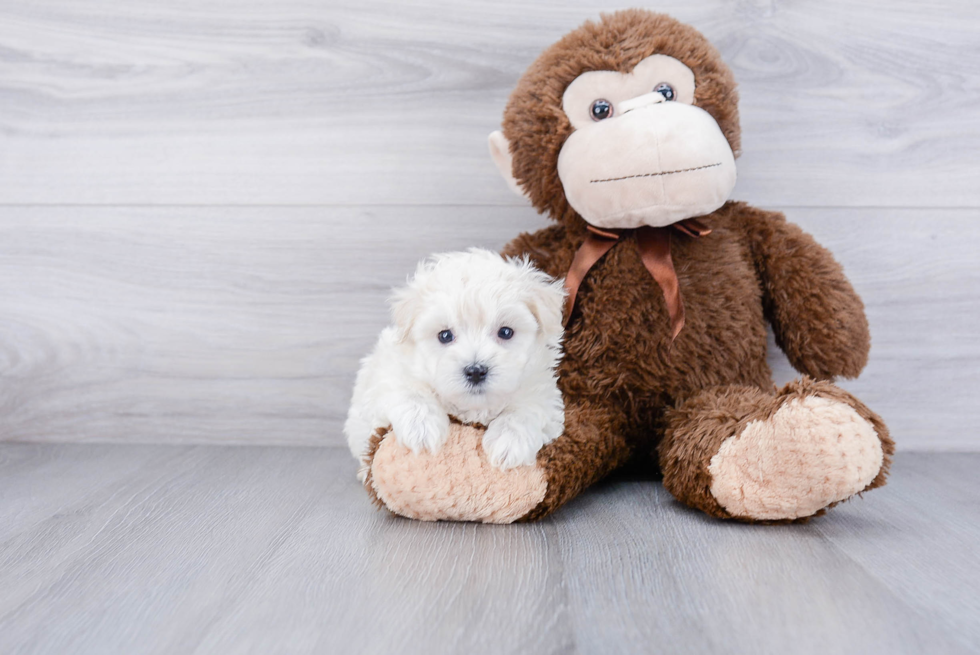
top-left (497, 327), bottom-right (514, 340)
top-left (654, 83), bottom-right (675, 101)
top-left (438, 330), bottom-right (454, 344)
top-left (590, 99), bottom-right (613, 121)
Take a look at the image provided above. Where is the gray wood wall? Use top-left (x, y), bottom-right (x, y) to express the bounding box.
top-left (1, 0), bottom-right (978, 450)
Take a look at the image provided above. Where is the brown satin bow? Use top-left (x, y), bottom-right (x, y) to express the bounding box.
top-left (563, 218), bottom-right (712, 340)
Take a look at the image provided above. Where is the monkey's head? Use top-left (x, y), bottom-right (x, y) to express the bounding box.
top-left (490, 10), bottom-right (740, 230)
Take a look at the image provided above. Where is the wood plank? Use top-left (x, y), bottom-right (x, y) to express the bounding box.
top-left (192, 480), bottom-right (570, 655)
top-left (0, 446), bottom-right (976, 654)
top-left (0, 443), bottom-right (183, 538)
top-left (1, 205), bottom-right (977, 449)
top-left (0, 443), bottom-right (570, 655)
top-left (814, 453), bottom-right (980, 652)
top-left (1, 0), bottom-right (977, 206)
top-left (553, 473), bottom-right (975, 655)
top-left (0, 205), bottom-right (548, 446)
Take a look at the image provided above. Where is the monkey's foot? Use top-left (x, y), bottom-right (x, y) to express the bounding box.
top-left (708, 389), bottom-right (885, 521)
top-left (661, 379), bottom-right (893, 522)
top-left (365, 423), bottom-right (547, 524)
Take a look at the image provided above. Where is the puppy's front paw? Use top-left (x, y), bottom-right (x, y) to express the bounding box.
top-left (389, 402), bottom-right (450, 455)
top-left (482, 417), bottom-right (546, 470)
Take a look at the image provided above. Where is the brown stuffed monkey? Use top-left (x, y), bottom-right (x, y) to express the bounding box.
top-left (363, 9), bottom-right (894, 523)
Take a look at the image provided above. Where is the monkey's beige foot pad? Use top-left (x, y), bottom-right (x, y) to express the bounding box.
top-left (708, 395), bottom-right (884, 521)
top-left (366, 424), bottom-right (546, 524)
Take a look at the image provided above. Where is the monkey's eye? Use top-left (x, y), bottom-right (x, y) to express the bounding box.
top-left (438, 329), bottom-right (454, 344)
top-left (497, 327), bottom-right (514, 340)
top-left (654, 83), bottom-right (676, 101)
top-left (590, 99), bottom-right (613, 121)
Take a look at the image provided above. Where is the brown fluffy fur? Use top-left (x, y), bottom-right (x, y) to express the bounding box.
top-left (363, 427), bottom-right (389, 510)
top-left (496, 10), bottom-right (892, 520)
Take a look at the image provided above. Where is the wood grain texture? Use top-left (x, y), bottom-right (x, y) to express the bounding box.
top-left (554, 458), bottom-right (980, 655)
top-left (0, 205), bottom-right (548, 446)
top-left (0, 445), bottom-right (977, 655)
top-left (1, 205), bottom-right (977, 449)
top-left (0, 0), bottom-right (978, 206)
top-left (814, 453), bottom-right (980, 651)
top-left (0, 0), bottom-right (977, 450)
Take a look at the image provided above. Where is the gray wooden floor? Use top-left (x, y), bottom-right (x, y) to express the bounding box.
top-left (1, 445), bottom-right (977, 655)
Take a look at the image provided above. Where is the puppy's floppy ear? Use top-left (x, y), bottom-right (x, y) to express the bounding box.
top-left (389, 287), bottom-right (421, 343)
top-left (517, 261), bottom-right (566, 345)
top-left (389, 261), bottom-right (431, 343)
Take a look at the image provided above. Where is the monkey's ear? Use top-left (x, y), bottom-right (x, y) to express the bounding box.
top-left (488, 131), bottom-right (529, 200)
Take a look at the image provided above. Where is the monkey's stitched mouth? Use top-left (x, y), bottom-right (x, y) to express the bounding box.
top-left (590, 162), bottom-right (722, 184)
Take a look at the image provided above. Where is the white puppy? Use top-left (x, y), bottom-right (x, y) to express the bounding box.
top-left (345, 249), bottom-right (566, 479)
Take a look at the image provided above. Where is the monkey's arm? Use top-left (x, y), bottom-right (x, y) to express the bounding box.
top-left (734, 203), bottom-right (870, 380)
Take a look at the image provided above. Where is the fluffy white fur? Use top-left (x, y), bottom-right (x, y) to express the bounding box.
top-left (345, 249), bottom-right (566, 479)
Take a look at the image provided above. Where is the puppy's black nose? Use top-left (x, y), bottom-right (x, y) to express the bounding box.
top-left (463, 363), bottom-right (489, 385)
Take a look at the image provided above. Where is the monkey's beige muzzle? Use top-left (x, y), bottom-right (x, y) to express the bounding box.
top-left (557, 101), bottom-right (737, 230)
